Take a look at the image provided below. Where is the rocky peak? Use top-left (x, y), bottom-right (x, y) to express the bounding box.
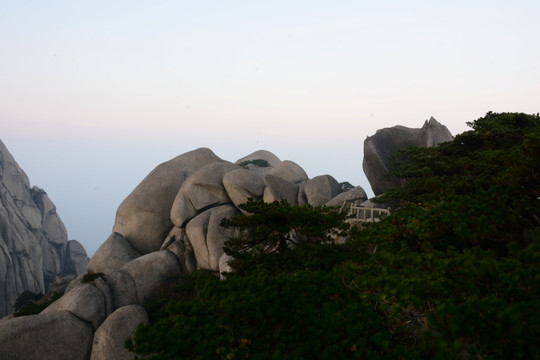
top-left (418, 116), bottom-right (453, 147)
top-left (363, 117), bottom-right (453, 195)
top-left (0, 139), bottom-right (89, 317)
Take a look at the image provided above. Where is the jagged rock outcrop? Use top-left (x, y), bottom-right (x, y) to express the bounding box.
top-left (104, 148), bottom-right (367, 279)
top-left (363, 117), bottom-right (453, 195)
top-left (0, 139), bottom-right (89, 317)
top-left (0, 147), bottom-right (368, 359)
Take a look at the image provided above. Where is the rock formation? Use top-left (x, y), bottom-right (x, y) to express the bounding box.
top-left (0, 139), bottom-right (89, 318)
top-left (0, 147), bottom-right (367, 359)
top-left (1, 114), bottom-right (454, 358)
top-left (363, 117), bottom-right (453, 195)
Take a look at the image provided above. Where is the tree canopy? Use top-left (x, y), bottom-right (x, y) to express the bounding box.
top-left (377, 111), bottom-right (540, 253)
top-left (127, 112), bottom-right (540, 359)
top-left (220, 199), bottom-right (349, 275)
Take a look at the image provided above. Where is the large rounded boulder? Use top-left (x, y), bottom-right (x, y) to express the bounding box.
top-left (170, 162), bottom-right (241, 227)
top-left (268, 160), bottom-right (308, 184)
top-left (113, 148), bottom-right (222, 254)
top-left (363, 117), bottom-right (452, 195)
top-left (0, 310), bottom-right (94, 360)
top-left (223, 168), bottom-right (266, 210)
top-left (87, 232), bottom-right (141, 274)
top-left (90, 304), bottom-right (149, 360)
top-left (235, 150), bottom-right (281, 167)
top-left (325, 186), bottom-right (368, 208)
top-left (185, 205), bottom-right (240, 272)
top-left (303, 175), bottom-right (341, 207)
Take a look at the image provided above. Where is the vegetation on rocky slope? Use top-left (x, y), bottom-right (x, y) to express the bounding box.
top-left (127, 112), bottom-right (539, 359)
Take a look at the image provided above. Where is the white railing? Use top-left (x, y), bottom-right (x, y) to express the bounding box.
top-left (348, 203), bottom-right (390, 223)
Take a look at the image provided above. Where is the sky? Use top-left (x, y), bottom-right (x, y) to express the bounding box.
top-left (1, 1), bottom-right (539, 257)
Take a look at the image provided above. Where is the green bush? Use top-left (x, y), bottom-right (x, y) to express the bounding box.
top-left (238, 159), bottom-right (270, 168)
top-left (127, 112), bottom-right (540, 359)
top-left (14, 292), bottom-right (60, 317)
top-left (221, 199), bottom-right (349, 275)
top-left (380, 112), bottom-right (540, 253)
top-left (82, 272), bottom-right (105, 283)
top-left (13, 290), bottom-right (39, 313)
top-left (128, 269), bottom-right (409, 359)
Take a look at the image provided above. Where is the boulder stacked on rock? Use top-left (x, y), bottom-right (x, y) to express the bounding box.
top-left (363, 117), bottom-right (453, 195)
top-left (90, 148), bottom-right (367, 276)
top-left (0, 148), bottom-right (368, 360)
top-left (0, 139), bottom-right (89, 318)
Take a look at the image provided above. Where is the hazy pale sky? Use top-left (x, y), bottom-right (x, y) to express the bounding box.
top-left (2, 1), bottom-right (539, 256)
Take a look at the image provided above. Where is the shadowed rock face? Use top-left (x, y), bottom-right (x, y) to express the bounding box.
top-left (0, 139), bottom-right (89, 317)
top-left (363, 117), bottom-right (453, 195)
top-left (0, 147), bottom-right (368, 359)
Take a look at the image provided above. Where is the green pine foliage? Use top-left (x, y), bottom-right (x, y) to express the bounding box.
top-left (379, 111), bottom-right (540, 253)
top-left (127, 112), bottom-right (539, 359)
top-left (220, 199), bottom-right (350, 275)
top-left (13, 290), bottom-right (39, 313)
top-left (238, 159), bottom-right (271, 168)
top-left (13, 292), bottom-right (60, 317)
top-left (82, 272), bottom-right (105, 283)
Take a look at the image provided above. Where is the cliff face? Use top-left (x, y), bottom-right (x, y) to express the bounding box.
top-left (0, 139), bottom-right (88, 317)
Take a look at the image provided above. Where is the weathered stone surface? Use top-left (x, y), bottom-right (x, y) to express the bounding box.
top-left (113, 147), bottom-right (222, 255)
top-left (90, 304), bottom-right (149, 360)
top-left (64, 240), bottom-right (89, 276)
top-left (0, 139), bottom-right (41, 231)
top-left (100, 249), bottom-right (185, 309)
top-left (418, 116), bottom-right (454, 147)
top-left (235, 150), bottom-right (281, 167)
top-left (263, 174), bottom-right (299, 205)
top-left (0, 139), bottom-right (87, 317)
top-left (297, 180), bottom-right (308, 205)
top-left (88, 232), bottom-right (141, 274)
top-left (325, 186), bottom-right (368, 208)
top-left (121, 250), bottom-right (183, 305)
top-left (161, 227), bottom-right (197, 273)
top-left (363, 117), bottom-right (452, 195)
top-left (0, 310), bottom-right (93, 360)
top-left (38, 192), bottom-right (68, 246)
top-left (170, 162), bottom-right (240, 227)
top-left (268, 160), bottom-right (308, 184)
top-left (93, 277), bottom-right (114, 321)
top-left (186, 205), bottom-right (240, 271)
top-left (42, 282), bottom-right (111, 329)
top-left (234, 150), bottom-right (280, 178)
top-left (104, 270), bottom-right (137, 309)
top-left (223, 168), bottom-right (265, 211)
top-left (64, 273), bottom-right (86, 294)
top-left (0, 196), bottom-right (43, 315)
top-left (49, 275), bottom-right (76, 297)
top-left (303, 175), bottom-right (341, 207)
